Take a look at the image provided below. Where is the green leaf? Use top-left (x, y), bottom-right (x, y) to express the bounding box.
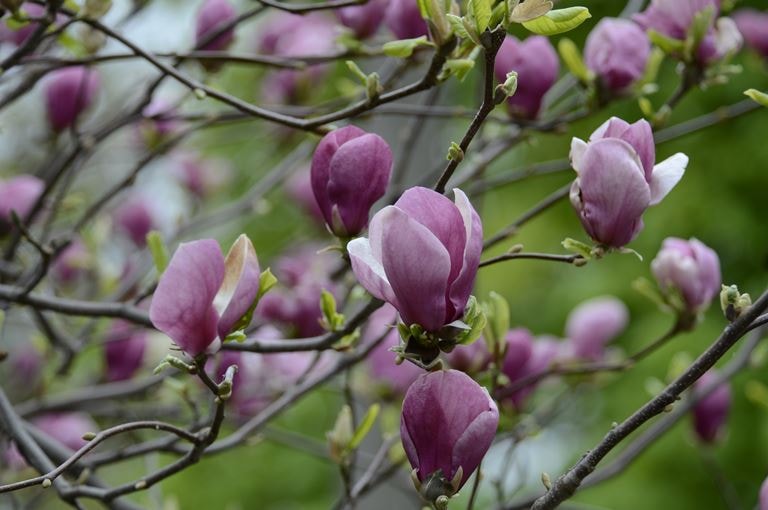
top-left (382, 36), bottom-right (433, 58)
top-left (522, 7), bottom-right (591, 36)
top-left (349, 404), bottom-right (380, 450)
top-left (257, 268), bottom-right (278, 301)
top-left (345, 60), bottom-right (368, 84)
top-left (146, 231), bottom-right (169, 274)
top-left (444, 58), bottom-right (475, 81)
top-left (561, 237), bottom-right (593, 259)
top-left (557, 38), bottom-right (592, 83)
top-left (456, 296), bottom-right (486, 345)
top-left (745, 89), bottom-right (768, 108)
top-left (320, 289), bottom-right (345, 331)
top-left (469, 0), bottom-right (492, 33)
top-left (685, 5), bottom-right (714, 59)
top-left (647, 29), bottom-right (685, 55)
top-left (508, 0), bottom-right (552, 23)
top-left (483, 291), bottom-right (509, 353)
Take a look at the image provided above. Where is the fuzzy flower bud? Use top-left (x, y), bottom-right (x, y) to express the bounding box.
top-left (45, 67), bottom-right (100, 133)
top-left (585, 18), bottom-right (650, 92)
top-left (150, 235), bottom-right (261, 356)
top-left (494, 36), bottom-right (559, 119)
top-left (349, 187), bottom-right (482, 332)
top-left (565, 297), bottom-right (628, 361)
top-left (0, 175), bottom-right (43, 235)
top-left (384, 0), bottom-right (428, 39)
top-left (570, 117), bottom-right (687, 247)
top-left (195, 0), bottom-right (237, 51)
top-left (692, 370), bottom-right (731, 443)
top-left (311, 125), bottom-right (393, 237)
top-left (401, 370), bottom-right (498, 500)
top-left (652, 237), bottom-right (721, 314)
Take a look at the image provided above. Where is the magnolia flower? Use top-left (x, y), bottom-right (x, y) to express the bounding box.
top-left (692, 370), bottom-right (731, 443)
top-left (0, 175), bottom-right (44, 234)
top-left (51, 238), bottom-right (90, 284)
top-left (570, 117), bottom-right (688, 247)
top-left (337, 0), bottom-right (389, 39)
top-left (104, 321), bottom-right (147, 382)
top-left (500, 330), bottom-right (561, 409)
top-left (651, 237), bottom-right (721, 314)
top-left (733, 9), bottom-right (768, 59)
top-left (114, 196), bottom-right (156, 248)
top-left (384, 0), bottom-right (428, 39)
top-left (565, 297), bottom-right (628, 361)
top-left (149, 235), bottom-right (261, 356)
top-left (45, 67), bottom-right (100, 132)
top-left (348, 187), bottom-right (482, 332)
top-left (311, 125), bottom-right (393, 237)
top-left (195, 0), bottom-right (237, 51)
top-left (585, 18), bottom-right (650, 92)
top-left (494, 36), bottom-right (559, 119)
top-left (445, 338), bottom-right (491, 374)
top-left (401, 370), bottom-right (498, 499)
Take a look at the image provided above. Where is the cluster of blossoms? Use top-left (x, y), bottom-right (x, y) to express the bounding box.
top-left (2, 0), bottom-right (768, 507)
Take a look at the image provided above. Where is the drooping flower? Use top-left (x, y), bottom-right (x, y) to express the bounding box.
top-left (651, 237), bottom-right (721, 314)
top-left (44, 66), bottom-right (100, 133)
top-left (494, 36), bottom-right (559, 119)
top-left (564, 297), bottom-right (628, 361)
top-left (569, 117), bottom-right (688, 247)
top-left (401, 370), bottom-right (498, 500)
top-left (691, 370), bottom-right (731, 443)
top-left (149, 235), bottom-right (261, 356)
top-left (311, 125), bottom-right (393, 237)
top-left (348, 186), bottom-right (482, 332)
top-left (584, 18), bottom-right (650, 92)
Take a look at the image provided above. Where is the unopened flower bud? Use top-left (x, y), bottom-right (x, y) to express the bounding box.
top-left (494, 36), bottom-right (559, 119)
top-left (733, 9), bottom-right (768, 59)
top-left (195, 0), bottom-right (237, 51)
top-left (44, 67), bottom-right (100, 133)
top-left (565, 296), bottom-right (628, 361)
top-left (337, 0), bottom-right (388, 39)
top-left (692, 370), bottom-right (731, 443)
top-left (311, 125), bottom-right (392, 237)
top-left (385, 0), bottom-right (428, 39)
top-left (0, 175), bottom-right (43, 235)
top-left (584, 18), bottom-right (650, 92)
top-left (401, 370), bottom-right (498, 500)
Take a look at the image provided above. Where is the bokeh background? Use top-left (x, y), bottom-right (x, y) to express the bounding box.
top-left (1, 0), bottom-right (768, 508)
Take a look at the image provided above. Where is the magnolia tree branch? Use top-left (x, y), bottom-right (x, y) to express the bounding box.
top-left (528, 290), bottom-right (768, 510)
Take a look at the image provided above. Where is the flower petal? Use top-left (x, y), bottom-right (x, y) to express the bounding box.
top-left (348, 236), bottom-right (398, 307)
top-left (649, 152), bottom-right (687, 205)
top-left (379, 206), bottom-right (451, 331)
top-left (570, 138), bottom-right (588, 173)
top-left (149, 239), bottom-right (224, 356)
top-left (215, 234), bottom-right (261, 339)
top-left (447, 189), bottom-right (482, 321)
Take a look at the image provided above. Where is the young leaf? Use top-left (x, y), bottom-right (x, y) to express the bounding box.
top-left (509, 0), bottom-right (552, 23)
top-left (469, 0), bottom-right (492, 33)
top-left (557, 38), bottom-right (593, 83)
top-left (257, 268), bottom-right (278, 300)
top-left (647, 29), bottom-right (685, 55)
top-left (146, 231), bottom-right (169, 274)
top-left (346, 60), bottom-right (368, 84)
top-left (349, 404), bottom-right (381, 450)
top-left (522, 6), bottom-right (591, 36)
top-left (382, 36), bottom-right (432, 58)
top-left (444, 58), bottom-right (475, 81)
top-left (745, 89), bottom-right (768, 108)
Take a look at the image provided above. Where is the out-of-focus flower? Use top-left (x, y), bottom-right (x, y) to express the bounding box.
top-left (348, 187), bottom-right (482, 332)
top-left (337, 0), bottom-right (388, 39)
top-left (257, 245), bottom-right (337, 337)
top-left (634, 0), bottom-right (742, 64)
top-left (104, 321), bottom-right (147, 382)
top-left (692, 370), bottom-right (730, 443)
top-left (584, 18), bottom-right (650, 92)
top-left (760, 475), bottom-right (768, 510)
top-left (384, 0), bottom-right (428, 39)
top-left (564, 297), bottom-right (628, 361)
top-left (311, 125), bottom-right (392, 237)
top-left (195, 0), bottom-right (237, 51)
top-left (651, 237), bottom-right (721, 314)
top-left (0, 343), bottom-right (43, 402)
top-left (150, 236), bottom-right (261, 356)
top-left (169, 151), bottom-right (231, 199)
top-left (257, 13), bottom-right (338, 104)
top-left (51, 238), bottom-right (90, 284)
top-left (401, 370), bottom-right (498, 500)
top-left (501, 331), bottom-right (561, 409)
top-left (733, 9), bottom-right (768, 59)
top-left (114, 196), bottom-right (156, 248)
top-left (0, 175), bottom-right (43, 234)
top-left (445, 338), bottom-right (490, 374)
top-left (364, 304), bottom-right (423, 395)
top-left (494, 36), bottom-right (559, 119)
top-left (135, 100), bottom-right (179, 148)
top-left (570, 117), bottom-right (688, 247)
top-left (44, 66), bottom-right (100, 133)
top-left (0, 4), bottom-right (48, 47)
top-left (4, 412), bottom-right (97, 470)
top-left (287, 166), bottom-right (325, 224)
